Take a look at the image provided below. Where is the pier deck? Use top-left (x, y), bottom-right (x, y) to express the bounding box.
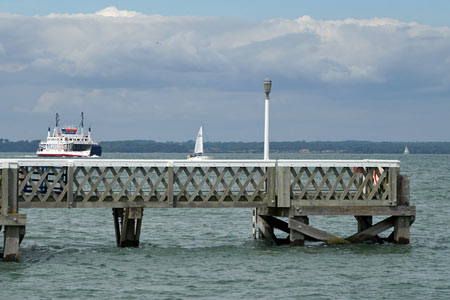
top-left (1, 159), bottom-right (415, 261)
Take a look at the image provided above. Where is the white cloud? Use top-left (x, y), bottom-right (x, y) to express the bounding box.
top-left (1, 8), bottom-right (450, 141)
top-left (0, 63), bottom-right (27, 72)
top-left (95, 6), bottom-right (141, 18)
top-left (2, 7), bottom-right (449, 87)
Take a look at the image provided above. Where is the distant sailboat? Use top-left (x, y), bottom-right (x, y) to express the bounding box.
top-left (404, 146), bottom-right (409, 155)
top-left (187, 126), bottom-right (211, 160)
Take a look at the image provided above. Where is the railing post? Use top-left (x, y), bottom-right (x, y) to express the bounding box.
top-left (2, 161), bottom-right (18, 215)
top-left (277, 166), bottom-right (290, 208)
top-left (397, 175), bottom-right (410, 206)
top-left (2, 167), bottom-right (8, 217)
top-left (394, 174), bottom-right (411, 244)
top-left (389, 167), bottom-right (399, 206)
top-left (67, 161), bottom-right (74, 208)
top-left (266, 167), bottom-right (276, 207)
top-left (167, 166), bottom-right (174, 208)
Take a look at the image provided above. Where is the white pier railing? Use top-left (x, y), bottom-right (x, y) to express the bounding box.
top-left (0, 159), bottom-right (400, 209)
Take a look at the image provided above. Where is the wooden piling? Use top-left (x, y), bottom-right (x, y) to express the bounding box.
top-left (289, 216), bottom-right (309, 246)
top-left (355, 216), bottom-right (373, 233)
top-left (3, 226), bottom-right (20, 262)
top-left (2, 162), bottom-right (25, 262)
top-left (397, 175), bottom-right (410, 206)
top-left (252, 208), bottom-right (257, 239)
top-left (257, 214), bottom-right (276, 244)
top-left (394, 217), bottom-right (411, 244)
top-left (113, 207), bottom-right (143, 248)
top-left (112, 208), bottom-right (123, 247)
top-left (394, 175), bottom-right (411, 244)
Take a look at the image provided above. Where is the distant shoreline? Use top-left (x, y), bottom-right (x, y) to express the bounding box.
top-left (2, 139), bottom-right (450, 154)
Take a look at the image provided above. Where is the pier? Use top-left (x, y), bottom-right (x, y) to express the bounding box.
top-left (1, 158), bottom-right (415, 261)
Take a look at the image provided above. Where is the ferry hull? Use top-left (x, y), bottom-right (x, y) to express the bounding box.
top-left (37, 153), bottom-right (91, 157)
top-left (36, 145), bottom-right (102, 157)
top-left (90, 145), bottom-right (102, 156)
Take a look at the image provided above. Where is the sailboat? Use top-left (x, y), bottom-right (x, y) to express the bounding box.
top-left (187, 126), bottom-right (211, 160)
top-left (403, 146), bottom-right (410, 155)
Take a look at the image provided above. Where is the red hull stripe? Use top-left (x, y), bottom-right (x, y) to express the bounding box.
top-left (37, 153), bottom-right (90, 157)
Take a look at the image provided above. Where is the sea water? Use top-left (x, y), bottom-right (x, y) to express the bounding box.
top-left (0, 152), bottom-right (449, 299)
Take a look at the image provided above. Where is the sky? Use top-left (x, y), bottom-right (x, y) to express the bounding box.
top-left (1, 1), bottom-right (450, 142)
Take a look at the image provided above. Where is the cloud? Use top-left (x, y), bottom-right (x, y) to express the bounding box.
top-left (0, 63), bottom-right (27, 72)
top-left (1, 7), bottom-right (450, 141)
top-left (2, 7), bottom-right (449, 89)
top-left (95, 6), bottom-right (141, 18)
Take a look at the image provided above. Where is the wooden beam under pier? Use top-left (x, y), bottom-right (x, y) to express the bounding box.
top-left (346, 216), bottom-right (396, 243)
top-left (257, 215), bottom-right (279, 245)
top-left (258, 215), bottom-right (289, 233)
top-left (288, 218), bottom-right (350, 245)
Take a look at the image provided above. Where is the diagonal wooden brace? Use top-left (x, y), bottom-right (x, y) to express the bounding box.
top-left (288, 218), bottom-right (349, 245)
top-left (257, 216), bottom-right (279, 245)
top-left (346, 216), bottom-right (395, 243)
top-left (258, 215), bottom-right (289, 233)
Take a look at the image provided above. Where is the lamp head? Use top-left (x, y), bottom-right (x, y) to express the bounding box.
top-left (264, 77), bottom-right (272, 95)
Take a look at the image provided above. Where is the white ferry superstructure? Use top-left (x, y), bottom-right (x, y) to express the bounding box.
top-left (36, 113), bottom-right (102, 157)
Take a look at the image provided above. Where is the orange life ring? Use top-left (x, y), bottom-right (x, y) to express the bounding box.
top-left (373, 167), bottom-right (384, 184)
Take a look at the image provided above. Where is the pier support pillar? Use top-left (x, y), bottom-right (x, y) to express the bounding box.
top-left (252, 208), bottom-right (258, 239)
top-left (257, 215), bottom-right (276, 244)
top-left (355, 216), bottom-right (373, 233)
top-left (289, 216), bottom-right (309, 246)
top-left (113, 207), bottom-right (143, 247)
top-left (3, 226), bottom-right (20, 262)
top-left (394, 174), bottom-right (411, 244)
top-left (2, 162), bottom-right (25, 262)
top-left (394, 217), bottom-right (410, 244)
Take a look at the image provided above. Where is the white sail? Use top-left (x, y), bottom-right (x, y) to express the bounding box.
top-left (194, 126), bottom-right (204, 154)
top-left (404, 146), bottom-right (409, 155)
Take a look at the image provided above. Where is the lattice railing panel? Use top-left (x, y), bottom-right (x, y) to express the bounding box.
top-left (290, 166), bottom-right (392, 203)
top-left (73, 166), bottom-right (169, 202)
top-left (15, 163), bottom-right (270, 206)
top-left (173, 167), bottom-right (267, 203)
top-left (19, 166), bottom-right (68, 203)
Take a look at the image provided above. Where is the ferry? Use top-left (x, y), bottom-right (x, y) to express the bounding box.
top-left (36, 113), bottom-right (102, 157)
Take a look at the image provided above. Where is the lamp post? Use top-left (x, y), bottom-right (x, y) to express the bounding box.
top-left (264, 77), bottom-right (272, 160)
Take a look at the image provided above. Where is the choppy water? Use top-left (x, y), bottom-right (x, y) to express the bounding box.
top-left (1, 152), bottom-right (449, 299)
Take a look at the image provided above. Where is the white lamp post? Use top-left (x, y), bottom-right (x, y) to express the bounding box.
top-left (264, 77), bottom-right (272, 160)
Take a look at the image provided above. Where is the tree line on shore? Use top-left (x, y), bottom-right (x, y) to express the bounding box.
top-left (1, 138), bottom-right (450, 154)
